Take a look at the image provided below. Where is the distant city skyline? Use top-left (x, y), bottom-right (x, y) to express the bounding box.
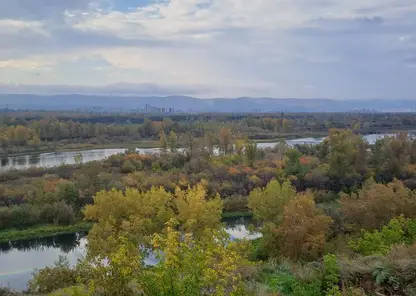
top-left (0, 1), bottom-right (416, 99)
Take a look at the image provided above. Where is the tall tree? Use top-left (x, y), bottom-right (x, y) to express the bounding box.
top-left (219, 127), bottom-right (232, 155)
top-left (276, 193), bottom-right (333, 260)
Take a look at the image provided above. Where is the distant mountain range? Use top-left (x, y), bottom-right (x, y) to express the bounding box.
top-left (0, 94), bottom-right (415, 113)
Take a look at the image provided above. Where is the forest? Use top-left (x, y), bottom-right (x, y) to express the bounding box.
top-left (1, 111), bottom-right (415, 155)
top-left (0, 112), bottom-right (416, 296)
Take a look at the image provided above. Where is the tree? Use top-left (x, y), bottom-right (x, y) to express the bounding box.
top-left (245, 140), bottom-right (258, 167)
top-left (284, 148), bottom-right (309, 179)
top-left (174, 183), bottom-right (223, 237)
top-left (168, 130), bottom-right (178, 152)
top-left (159, 130), bottom-right (167, 152)
top-left (84, 183), bottom-right (224, 256)
top-left (74, 152), bottom-right (83, 165)
top-left (44, 220), bottom-right (250, 296)
top-left (276, 193), bottom-right (333, 260)
top-left (204, 131), bottom-right (216, 156)
top-left (326, 129), bottom-right (368, 190)
top-left (340, 179), bottom-right (416, 231)
top-left (248, 180), bottom-right (296, 224)
top-left (371, 133), bottom-right (412, 181)
top-left (219, 127), bottom-right (232, 155)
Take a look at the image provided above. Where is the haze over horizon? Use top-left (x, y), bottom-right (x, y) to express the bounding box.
top-left (1, 1), bottom-right (416, 99)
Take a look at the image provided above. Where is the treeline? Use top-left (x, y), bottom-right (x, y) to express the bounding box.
top-left (1, 111), bottom-right (415, 154)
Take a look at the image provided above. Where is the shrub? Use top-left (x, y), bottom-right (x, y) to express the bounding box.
top-left (29, 256), bottom-right (79, 294)
top-left (349, 216), bottom-right (416, 256)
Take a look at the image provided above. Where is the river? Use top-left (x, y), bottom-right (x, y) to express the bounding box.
top-left (0, 134), bottom-right (396, 172)
top-left (0, 217), bottom-right (259, 291)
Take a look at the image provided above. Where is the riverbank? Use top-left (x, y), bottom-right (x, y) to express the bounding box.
top-left (0, 222), bottom-right (93, 243)
top-left (0, 140), bottom-right (160, 157)
top-left (2, 129), bottom-right (413, 158)
top-left (0, 212), bottom-right (252, 242)
top-left (222, 211), bottom-right (253, 219)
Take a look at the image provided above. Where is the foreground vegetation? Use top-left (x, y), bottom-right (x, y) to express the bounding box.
top-left (0, 111), bottom-right (416, 295)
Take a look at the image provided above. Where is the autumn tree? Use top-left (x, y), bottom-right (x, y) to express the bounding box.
top-left (276, 193), bottom-right (333, 260)
top-left (84, 183), bottom-right (223, 256)
top-left (219, 127), bottom-right (232, 155)
top-left (159, 130), bottom-right (168, 152)
top-left (340, 179), bottom-right (416, 231)
top-left (45, 220), bottom-right (250, 296)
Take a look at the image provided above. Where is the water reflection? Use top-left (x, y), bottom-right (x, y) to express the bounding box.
top-left (0, 217), bottom-right (258, 291)
top-left (0, 233), bottom-right (87, 291)
top-left (0, 232), bottom-right (87, 255)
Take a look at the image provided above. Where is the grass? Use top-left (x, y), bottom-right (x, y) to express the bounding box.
top-left (222, 211), bottom-right (253, 219)
top-left (0, 222), bottom-right (93, 243)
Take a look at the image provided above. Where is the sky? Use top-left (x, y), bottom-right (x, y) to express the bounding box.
top-left (0, 0), bottom-right (415, 99)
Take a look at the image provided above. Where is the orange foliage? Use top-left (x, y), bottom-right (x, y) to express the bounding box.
top-left (228, 167), bottom-right (240, 175)
top-left (299, 156), bottom-right (311, 166)
top-left (43, 179), bottom-right (61, 193)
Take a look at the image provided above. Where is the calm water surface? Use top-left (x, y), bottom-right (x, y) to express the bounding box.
top-left (0, 217), bottom-right (259, 291)
top-left (0, 134), bottom-right (397, 172)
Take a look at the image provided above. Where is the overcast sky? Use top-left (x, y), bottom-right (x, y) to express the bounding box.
top-left (0, 0), bottom-right (415, 98)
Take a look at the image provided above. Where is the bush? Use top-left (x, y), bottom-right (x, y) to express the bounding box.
top-left (10, 204), bottom-right (40, 228)
top-left (223, 195), bottom-right (249, 212)
top-left (349, 216), bottom-right (416, 256)
top-left (39, 201), bottom-right (75, 225)
top-left (29, 256), bottom-right (79, 294)
top-left (0, 207), bottom-right (12, 229)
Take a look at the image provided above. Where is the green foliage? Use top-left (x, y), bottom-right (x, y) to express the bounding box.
top-left (284, 148), bottom-right (309, 179)
top-left (349, 216), bottom-right (416, 255)
top-left (264, 270), bottom-right (322, 296)
top-left (168, 130), bottom-right (178, 151)
top-left (245, 141), bottom-right (258, 167)
top-left (0, 201), bottom-right (75, 230)
top-left (248, 180), bottom-right (296, 224)
top-left (322, 254), bottom-right (340, 295)
top-left (29, 256), bottom-right (79, 294)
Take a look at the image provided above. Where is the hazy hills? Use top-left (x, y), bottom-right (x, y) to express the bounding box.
top-left (0, 94), bottom-right (415, 113)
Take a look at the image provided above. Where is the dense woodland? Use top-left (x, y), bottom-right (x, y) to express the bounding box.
top-left (1, 111), bottom-right (415, 154)
top-left (1, 112), bottom-right (416, 296)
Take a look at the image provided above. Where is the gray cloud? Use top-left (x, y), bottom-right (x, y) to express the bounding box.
top-left (0, 0), bottom-right (416, 99)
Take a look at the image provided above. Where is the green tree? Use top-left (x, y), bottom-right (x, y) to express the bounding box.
top-left (248, 180), bottom-right (296, 224)
top-left (245, 140), bottom-right (258, 167)
top-left (219, 127), bottom-right (232, 155)
top-left (168, 130), bottom-right (178, 152)
top-left (159, 130), bottom-right (168, 152)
